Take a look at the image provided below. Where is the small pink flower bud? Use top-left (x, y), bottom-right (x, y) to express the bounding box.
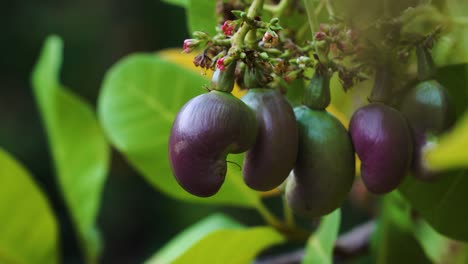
top-left (221, 20), bottom-right (235, 36)
top-left (183, 39), bottom-right (197, 53)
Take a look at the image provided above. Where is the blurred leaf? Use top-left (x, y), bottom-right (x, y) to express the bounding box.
top-left (172, 227), bottom-right (284, 264)
top-left (187, 0), bottom-right (217, 36)
top-left (433, 0), bottom-right (468, 65)
top-left (302, 209), bottom-right (341, 264)
top-left (413, 219), bottom-right (468, 264)
top-left (0, 148), bottom-right (59, 264)
top-left (162, 0), bottom-right (188, 8)
top-left (146, 213), bottom-right (243, 264)
top-left (399, 170), bottom-right (468, 242)
top-left (372, 192), bottom-right (431, 264)
top-left (98, 54), bottom-right (260, 208)
top-left (31, 36), bottom-right (110, 263)
top-left (425, 113), bottom-right (468, 170)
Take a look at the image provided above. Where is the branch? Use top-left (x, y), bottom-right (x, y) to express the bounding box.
top-left (254, 220), bottom-right (375, 264)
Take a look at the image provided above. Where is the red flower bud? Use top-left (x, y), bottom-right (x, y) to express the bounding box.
top-left (216, 57), bottom-right (226, 71)
top-left (314, 32), bottom-right (326, 41)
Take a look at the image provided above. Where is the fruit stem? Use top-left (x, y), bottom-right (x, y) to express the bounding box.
top-left (230, 0), bottom-right (265, 50)
top-left (304, 70), bottom-right (331, 110)
top-left (282, 196), bottom-right (296, 228)
top-left (369, 66), bottom-right (392, 104)
top-left (416, 44), bottom-right (436, 81)
top-left (256, 201), bottom-right (309, 242)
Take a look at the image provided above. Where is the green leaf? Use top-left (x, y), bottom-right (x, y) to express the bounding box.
top-left (31, 36), bottom-right (110, 263)
top-left (98, 54), bottom-right (260, 208)
top-left (413, 220), bottom-right (468, 263)
top-left (187, 0), bottom-right (217, 36)
top-left (162, 0), bottom-right (188, 8)
top-left (399, 170), bottom-right (468, 242)
top-left (172, 226), bottom-right (284, 264)
top-left (146, 214), bottom-right (243, 264)
top-left (302, 209), bottom-right (341, 264)
top-left (372, 192), bottom-right (431, 264)
top-left (0, 148), bottom-right (59, 264)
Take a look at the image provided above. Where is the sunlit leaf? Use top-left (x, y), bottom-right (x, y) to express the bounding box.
top-left (146, 214), bottom-right (243, 264)
top-left (98, 54), bottom-right (260, 208)
top-left (172, 227), bottom-right (284, 264)
top-left (302, 209), bottom-right (341, 264)
top-left (0, 148), bottom-right (59, 264)
top-left (425, 113), bottom-right (468, 171)
top-left (31, 36), bottom-right (110, 262)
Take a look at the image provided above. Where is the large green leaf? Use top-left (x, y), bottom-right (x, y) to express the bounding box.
top-left (172, 226), bottom-right (284, 264)
top-left (187, 0), bottom-right (217, 36)
top-left (98, 54), bottom-right (260, 208)
top-left (372, 192), bottom-right (431, 264)
top-left (399, 170), bottom-right (468, 242)
top-left (31, 36), bottom-right (110, 263)
top-left (146, 214), bottom-right (243, 264)
top-left (0, 148), bottom-right (59, 264)
top-left (302, 209), bottom-right (341, 264)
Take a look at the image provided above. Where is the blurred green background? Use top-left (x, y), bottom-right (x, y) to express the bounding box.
top-left (0, 1), bottom-right (369, 263)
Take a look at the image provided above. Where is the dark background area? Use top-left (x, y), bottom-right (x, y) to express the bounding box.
top-left (0, 1), bottom-right (369, 263)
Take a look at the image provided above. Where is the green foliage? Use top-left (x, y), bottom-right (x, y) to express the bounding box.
top-left (187, 0), bottom-right (217, 36)
top-left (399, 170), bottom-right (468, 242)
top-left (31, 36), bottom-right (110, 262)
top-left (372, 192), bottom-right (431, 264)
top-left (0, 148), bottom-right (59, 264)
top-left (302, 209), bottom-right (341, 264)
top-left (146, 214), bottom-right (243, 264)
top-left (98, 54), bottom-right (260, 208)
top-left (171, 226), bottom-right (284, 264)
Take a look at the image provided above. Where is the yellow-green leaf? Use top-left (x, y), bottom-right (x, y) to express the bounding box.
top-left (172, 227), bottom-right (284, 264)
top-left (425, 112), bottom-right (468, 171)
top-left (31, 36), bottom-right (110, 263)
top-left (0, 148), bottom-right (59, 264)
top-left (146, 214), bottom-right (243, 264)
